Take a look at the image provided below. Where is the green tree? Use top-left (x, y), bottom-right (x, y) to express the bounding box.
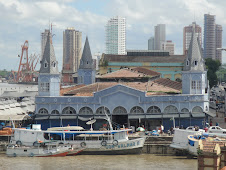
top-left (205, 58), bottom-right (221, 88)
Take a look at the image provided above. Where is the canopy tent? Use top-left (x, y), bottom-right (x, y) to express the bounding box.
top-left (0, 114), bottom-right (30, 120)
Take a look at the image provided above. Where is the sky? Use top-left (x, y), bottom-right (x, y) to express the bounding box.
top-left (0, 0), bottom-right (226, 71)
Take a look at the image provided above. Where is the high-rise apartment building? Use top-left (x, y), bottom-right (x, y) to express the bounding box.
top-left (105, 16), bottom-right (126, 55)
top-left (62, 27), bottom-right (82, 83)
top-left (154, 24), bottom-right (165, 50)
top-left (161, 40), bottom-right (175, 55)
top-left (183, 22), bottom-right (202, 55)
top-left (41, 29), bottom-right (50, 60)
top-left (204, 14), bottom-right (216, 60)
top-left (215, 24), bottom-right (223, 63)
top-left (148, 37), bottom-right (155, 50)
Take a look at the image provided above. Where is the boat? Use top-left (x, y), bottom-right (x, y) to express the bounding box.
top-left (6, 143), bottom-right (73, 157)
top-left (9, 124), bottom-right (145, 155)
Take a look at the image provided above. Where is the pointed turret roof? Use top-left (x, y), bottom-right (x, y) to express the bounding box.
top-left (79, 37), bottom-right (95, 70)
top-left (40, 32), bottom-right (59, 74)
top-left (183, 24), bottom-right (205, 71)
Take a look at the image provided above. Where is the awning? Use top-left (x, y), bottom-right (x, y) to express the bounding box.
top-left (191, 113), bottom-right (206, 118)
top-left (146, 114), bottom-right (162, 118)
top-left (59, 115), bottom-right (77, 120)
top-left (34, 116), bottom-right (49, 120)
top-left (94, 116), bottom-right (108, 120)
top-left (180, 113), bottom-right (190, 118)
top-left (162, 114), bottom-right (179, 118)
top-left (205, 108), bottom-right (216, 117)
top-left (128, 115), bottom-right (145, 119)
top-left (0, 114), bottom-right (30, 120)
top-left (78, 116), bottom-right (94, 121)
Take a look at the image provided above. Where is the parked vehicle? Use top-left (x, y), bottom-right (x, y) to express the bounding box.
top-left (207, 126), bottom-right (226, 134)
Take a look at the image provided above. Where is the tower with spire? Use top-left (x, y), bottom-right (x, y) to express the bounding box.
top-left (182, 24), bottom-right (208, 95)
top-left (78, 37), bottom-right (96, 85)
top-left (38, 32), bottom-right (60, 96)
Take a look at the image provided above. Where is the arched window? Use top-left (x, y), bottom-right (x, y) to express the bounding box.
top-left (192, 106), bottom-right (203, 113)
top-left (96, 107), bottom-right (110, 114)
top-left (79, 107), bottom-right (93, 115)
top-left (38, 108), bottom-right (48, 114)
top-left (62, 107), bottom-right (76, 114)
top-left (181, 108), bottom-right (189, 113)
top-left (130, 106), bottom-right (144, 114)
top-left (164, 105), bottom-right (178, 114)
top-left (51, 110), bottom-right (60, 114)
top-left (186, 60), bottom-right (189, 66)
top-left (113, 106), bottom-right (127, 114)
top-left (194, 61), bottom-right (198, 66)
top-left (147, 106), bottom-right (161, 114)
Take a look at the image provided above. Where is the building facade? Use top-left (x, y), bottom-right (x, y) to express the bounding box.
top-left (161, 40), bottom-right (175, 55)
top-left (148, 37), bottom-right (155, 50)
top-left (204, 14), bottom-right (216, 60)
top-left (105, 16), bottom-right (126, 55)
top-left (99, 52), bottom-right (184, 81)
top-left (183, 22), bottom-right (202, 55)
top-left (62, 27), bottom-right (82, 83)
top-left (35, 28), bottom-right (210, 132)
top-left (154, 24), bottom-right (166, 50)
top-left (215, 24), bottom-right (223, 63)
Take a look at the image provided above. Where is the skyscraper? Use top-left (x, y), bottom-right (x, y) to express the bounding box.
top-left (204, 14), bottom-right (216, 59)
top-left (154, 24), bottom-right (165, 50)
top-left (161, 40), bottom-right (175, 55)
top-left (105, 16), bottom-right (126, 55)
top-left (183, 22), bottom-right (202, 55)
top-left (148, 37), bottom-right (155, 50)
top-left (62, 27), bottom-right (82, 83)
top-left (215, 24), bottom-right (223, 63)
top-left (41, 29), bottom-right (50, 60)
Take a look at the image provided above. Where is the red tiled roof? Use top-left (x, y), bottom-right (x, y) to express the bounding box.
top-left (99, 67), bottom-right (160, 79)
top-left (60, 84), bottom-right (85, 96)
top-left (64, 80), bottom-right (182, 96)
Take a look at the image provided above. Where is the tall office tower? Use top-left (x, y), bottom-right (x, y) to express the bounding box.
top-left (105, 16), bottom-right (126, 55)
top-left (215, 24), bottom-right (223, 63)
top-left (41, 29), bottom-right (50, 60)
top-left (148, 37), bottom-right (155, 50)
top-left (183, 22), bottom-right (202, 55)
top-left (204, 14), bottom-right (216, 59)
top-left (161, 40), bottom-right (175, 55)
top-left (154, 24), bottom-right (165, 50)
top-left (62, 27), bottom-right (82, 83)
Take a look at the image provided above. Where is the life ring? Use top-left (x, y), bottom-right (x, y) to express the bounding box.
top-left (16, 140), bottom-right (22, 145)
top-left (30, 153), bottom-right (34, 157)
top-left (13, 153), bottom-right (17, 157)
top-left (112, 140), bottom-right (118, 146)
top-left (80, 142), bottom-right (86, 148)
top-left (101, 140), bottom-right (107, 146)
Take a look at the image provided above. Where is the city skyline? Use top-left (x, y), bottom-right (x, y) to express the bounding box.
top-left (0, 0), bottom-right (226, 70)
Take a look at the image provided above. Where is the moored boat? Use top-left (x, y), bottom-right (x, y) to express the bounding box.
top-left (9, 124), bottom-right (145, 155)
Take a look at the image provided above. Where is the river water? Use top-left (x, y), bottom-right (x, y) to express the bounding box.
top-left (0, 153), bottom-right (197, 170)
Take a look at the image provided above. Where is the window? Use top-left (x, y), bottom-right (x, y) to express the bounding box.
top-left (194, 61), bottom-right (198, 66)
top-left (79, 107), bottom-right (93, 115)
top-left (96, 107), bottom-right (110, 114)
top-left (130, 106), bottom-right (144, 114)
top-left (40, 82), bottom-right (49, 92)
top-left (164, 105), bottom-right (178, 114)
top-left (181, 108), bottom-right (189, 113)
top-left (51, 110), bottom-right (59, 114)
top-left (192, 106), bottom-right (203, 114)
top-left (186, 60), bottom-right (189, 66)
top-left (113, 106), bottom-right (127, 114)
top-left (191, 81), bottom-right (196, 89)
top-left (38, 108), bottom-right (48, 114)
top-left (62, 107), bottom-right (76, 114)
top-left (147, 106), bottom-right (161, 114)
top-left (197, 81), bottom-right (201, 89)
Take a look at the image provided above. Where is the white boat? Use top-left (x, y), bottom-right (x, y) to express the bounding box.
top-left (6, 143), bottom-right (73, 157)
top-left (170, 128), bottom-right (204, 151)
top-left (9, 124), bottom-right (145, 155)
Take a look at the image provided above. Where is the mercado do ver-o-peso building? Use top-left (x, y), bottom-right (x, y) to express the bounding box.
top-left (35, 29), bottom-right (210, 131)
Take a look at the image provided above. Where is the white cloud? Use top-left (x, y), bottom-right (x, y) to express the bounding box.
top-left (0, 0), bottom-right (226, 71)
